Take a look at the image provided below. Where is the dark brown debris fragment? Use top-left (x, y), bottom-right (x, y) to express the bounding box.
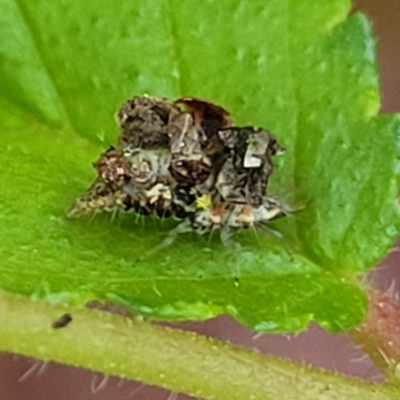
top-left (116, 96), bottom-right (180, 151)
top-left (52, 313), bottom-right (72, 329)
top-left (94, 147), bottom-right (132, 185)
top-left (216, 127), bottom-right (285, 207)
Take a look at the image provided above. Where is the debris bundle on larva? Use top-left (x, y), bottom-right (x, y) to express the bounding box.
top-left (68, 96), bottom-right (287, 239)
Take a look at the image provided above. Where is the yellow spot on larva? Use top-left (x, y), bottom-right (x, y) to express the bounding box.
top-left (196, 194), bottom-right (211, 210)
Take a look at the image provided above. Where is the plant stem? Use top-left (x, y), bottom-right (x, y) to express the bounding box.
top-left (0, 290), bottom-right (398, 400)
top-left (350, 287), bottom-right (400, 379)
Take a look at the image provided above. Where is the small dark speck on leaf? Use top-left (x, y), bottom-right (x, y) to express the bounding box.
top-left (52, 313), bottom-right (73, 329)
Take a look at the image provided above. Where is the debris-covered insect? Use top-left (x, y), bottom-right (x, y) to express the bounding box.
top-left (68, 95), bottom-right (287, 243)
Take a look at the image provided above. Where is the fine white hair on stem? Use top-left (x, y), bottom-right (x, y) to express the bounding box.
top-left (251, 332), bottom-right (264, 341)
top-left (129, 383), bottom-right (145, 397)
top-left (18, 361), bottom-right (41, 382)
top-left (166, 391), bottom-right (179, 400)
top-left (389, 245), bottom-right (400, 255)
top-left (377, 346), bottom-right (395, 369)
top-left (346, 339), bottom-right (370, 364)
top-left (368, 372), bottom-right (386, 382)
top-left (252, 332), bottom-right (293, 341)
top-left (349, 352), bottom-right (370, 364)
top-left (36, 360), bottom-right (49, 376)
top-left (385, 278), bottom-right (399, 303)
top-left (90, 373), bottom-right (109, 394)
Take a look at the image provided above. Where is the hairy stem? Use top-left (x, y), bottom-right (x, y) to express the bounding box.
top-left (349, 286), bottom-right (400, 380)
top-left (0, 290), bottom-right (398, 400)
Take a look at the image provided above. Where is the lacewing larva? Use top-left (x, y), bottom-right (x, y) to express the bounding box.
top-left (68, 96), bottom-right (287, 243)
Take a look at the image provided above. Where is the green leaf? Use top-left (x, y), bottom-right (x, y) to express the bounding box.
top-left (0, 0), bottom-right (399, 333)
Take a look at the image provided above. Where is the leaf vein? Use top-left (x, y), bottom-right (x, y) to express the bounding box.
top-left (164, 0), bottom-right (185, 96)
top-left (285, 0), bottom-right (302, 247)
top-left (13, 0), bottom-right (75, 131)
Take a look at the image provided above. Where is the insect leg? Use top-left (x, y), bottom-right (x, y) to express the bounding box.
top-left (220, 226), bottom-right (242, 286)
top-left (136, 220), bottom-right (193, 262)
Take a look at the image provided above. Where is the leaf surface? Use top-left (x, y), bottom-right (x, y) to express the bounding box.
top-left (0, 0), bottom-right (399, 332)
